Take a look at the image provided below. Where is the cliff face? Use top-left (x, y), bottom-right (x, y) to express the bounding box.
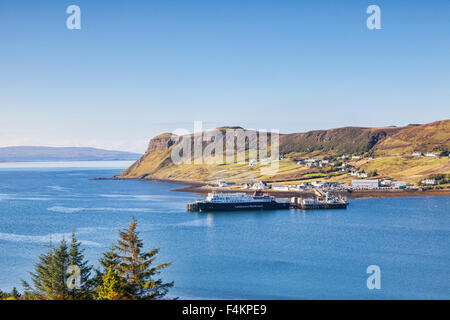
top-left (145, 133), bottom-right (177, 154)
top-left (118, 120), bottom-right (450, 183)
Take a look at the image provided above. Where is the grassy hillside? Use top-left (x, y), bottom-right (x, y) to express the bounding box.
top-left (373, 120), bottom-right (450, 156)
top-left (119, 120), bottom-right (450, 184)
top-left (279, 126), bottom-right (401, 156)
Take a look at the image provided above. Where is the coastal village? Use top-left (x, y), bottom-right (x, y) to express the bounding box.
top-left (119, 120), bottom-right (450, 200)
top-left (206, 150), bottom-right (450, 196)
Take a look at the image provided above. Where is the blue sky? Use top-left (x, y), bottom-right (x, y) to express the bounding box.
top-left (1, 0), bottom-right (449, 152)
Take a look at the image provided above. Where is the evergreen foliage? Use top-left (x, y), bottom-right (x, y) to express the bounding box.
top-left (96, 266), bottom-right (127, 300)
top-left (22, 234), bottom-right (92, 300)
top-left (7, 217), bottom-right (173, 300)
top-left (114, 217), bottom-right (173, 299)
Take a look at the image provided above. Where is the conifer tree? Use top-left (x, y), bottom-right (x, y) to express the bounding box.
top-left (23, 238), bottom-right (69, 299)
top-left (99, 244), bottom-right (120, 270)
top-left (114, 217), bottom-right (173, 299)
top-left (68, 231), bottom-right (93, 299)
top-left (97, 266), bottom-right (127, 300)
top-left (23, 234), bottom-right (94, 300)
top-left (94, 244), bottom-right (120, 291)
top-left (10, 287), bottom-right (21, 299)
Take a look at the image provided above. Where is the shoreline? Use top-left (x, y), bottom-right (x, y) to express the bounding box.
top-left (172, 185), bottom-right (450, 199)
top-left (95, 177), bottom-right (450, 199)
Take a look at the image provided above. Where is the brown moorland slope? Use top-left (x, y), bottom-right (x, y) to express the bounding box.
top-left (119, 120), bottom-right (449, 183)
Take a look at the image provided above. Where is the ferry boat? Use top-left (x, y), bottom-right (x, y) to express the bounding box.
top-left (187, 191), bottom-right (290, 212)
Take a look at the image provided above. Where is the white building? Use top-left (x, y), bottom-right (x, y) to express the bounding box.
top-left (421, 179), bottom-right (436, 185)
top-left (352, 179), bottom-right (380, 189)
top-left (252, 181), bottom-right (269, 189)
top-left (272, 185), bottom-right (289, 191)
top-left (359, 172), bottom-right (368, 178)
top-left (412, 151), bottom-right (423, 157)
top-left (425, 152), bottom-right (437, 158)
top-left (352, 155), bottom-right (361, 160)
top-left (392, 181), bottom-right (406, 188)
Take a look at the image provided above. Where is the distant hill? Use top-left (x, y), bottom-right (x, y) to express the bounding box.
top-left (0, 146), bottom-right (141, 162)
top-left (119, 120), bottom-right (449, 183)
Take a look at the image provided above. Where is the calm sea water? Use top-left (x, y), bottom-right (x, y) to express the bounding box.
top-left (0, 164), bottom-right (449, 299)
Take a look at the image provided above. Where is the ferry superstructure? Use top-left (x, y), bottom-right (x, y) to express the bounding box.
top-left (187, 191), bottom-right (290, 212)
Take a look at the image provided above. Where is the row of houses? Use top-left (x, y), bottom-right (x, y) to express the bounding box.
top-left (339, 155), bottom-right (367, 160)
top-left (272, 181), bottom-right (348, 191)
top-left (420, 178), bottom-right (436, 185)
top-left (242, 181), bottom-right (269, 190)
top-left (351, 179), bottom-right (407, 189)
top-left (297, 158), bottom-right (331, 168)
top-left (412, 151), bottom-right (439, 158)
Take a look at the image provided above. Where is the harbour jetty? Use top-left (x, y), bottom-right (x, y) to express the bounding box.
top-left (290, 189), bottom-right (348, 209)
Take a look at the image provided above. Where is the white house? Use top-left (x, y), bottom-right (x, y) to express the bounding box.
top-left (359, 172), bottom-right (368, 178)
top-left (412, 151), bottom-right (423, 157)
top-left (272, 185), bottom-right (289, 191)
top-left (352, 155), bottom-right (361, 160)
top-left (421, 179), bottom-right (436, 185)
top-left (425, 152), bottom-right (437, 158)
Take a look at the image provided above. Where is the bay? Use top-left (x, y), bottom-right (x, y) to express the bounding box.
top-left (0, 163), bottom-right (448, 299)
